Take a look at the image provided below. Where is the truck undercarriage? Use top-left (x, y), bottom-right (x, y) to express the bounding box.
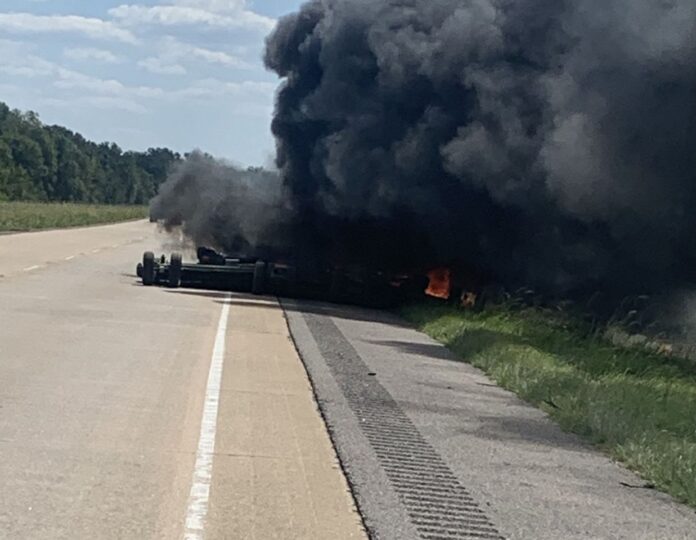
top-left (137, 247), bottom-right (424, 307)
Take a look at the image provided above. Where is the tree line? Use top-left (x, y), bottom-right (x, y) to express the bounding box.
top-left (0, 102), bottom-right (181, 205)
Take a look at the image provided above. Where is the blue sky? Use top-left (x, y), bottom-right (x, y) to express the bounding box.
top-left (0, 0), bottom-right (303, 166)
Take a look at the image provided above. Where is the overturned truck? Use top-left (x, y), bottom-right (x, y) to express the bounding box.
top-left (137, 247), bottom-right (425, 307)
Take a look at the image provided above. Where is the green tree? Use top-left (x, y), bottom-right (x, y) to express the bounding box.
top-left (0, 101), bottom-right (181, 204)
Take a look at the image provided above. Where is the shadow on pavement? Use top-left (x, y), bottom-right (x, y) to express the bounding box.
top-left (163, 288), bottom-right (410, 325)
top-left (162, 286), bottom-right (595, 455)
top-left (365, 339), bottom-right (461, 362)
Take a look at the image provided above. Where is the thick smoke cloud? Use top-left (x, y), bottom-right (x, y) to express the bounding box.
top-left (150, 0), bottom-right (695, 296)
top-left (150, 152), bottom-right (291, 258)
top-left (263, 0), bottom-right (696, 294)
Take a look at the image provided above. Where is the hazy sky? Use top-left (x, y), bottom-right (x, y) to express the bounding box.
top-left (0, 0), bottom-right (303, 166)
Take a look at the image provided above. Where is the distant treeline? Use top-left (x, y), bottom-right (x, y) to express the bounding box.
top-left (0, 102), bottom-right (181, 204)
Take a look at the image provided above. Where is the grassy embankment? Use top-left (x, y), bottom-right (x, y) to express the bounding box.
top-left (0, 201), bottom-right (148, 232)
top-left (401, 301), bottom-right (696, 508)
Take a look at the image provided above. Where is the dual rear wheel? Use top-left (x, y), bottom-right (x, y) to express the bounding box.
top-left (142, 252), bottom-right (266, 294)
top-left (141, 251), bottom-right (182, 288)
top-left (142, 252), bottom-right (155, 286)
top-left (168, 253), bottom-right (182, 288)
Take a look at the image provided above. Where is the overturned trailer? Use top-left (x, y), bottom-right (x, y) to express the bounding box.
top-left (136, 247), bottom-right (424, 307)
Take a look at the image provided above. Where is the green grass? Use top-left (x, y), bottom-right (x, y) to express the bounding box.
top-left (0, 201), bottom-right (148, 232)
top-left (401, 301), bottom-right (696, 507)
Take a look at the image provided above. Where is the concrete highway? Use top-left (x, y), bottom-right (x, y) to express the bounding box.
top-left (2, 220), bottom-right (696, 540)
top-left (0, 221), bottom-right (363, 539)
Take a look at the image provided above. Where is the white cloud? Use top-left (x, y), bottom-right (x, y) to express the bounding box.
top-left (142, 37), bottom-right (252, 74)
top-left (0, 13), bottom-right (137, 43)
top-left (186, 45), bottom-right (250, 68)
top-left (40, 96), bottom-right (148, 114)
top-left (173, 0), bottom-right (247, 11)
top-left (54, 69), bottom-right (164, 98)
top-left (138, 56), bottom-right (187, 75)
top-left (109, 1), bottom-right (275, 33)
top-left (83, 96), bottom-right (148, 113)
top-left (173, 78), bottom-right (276, 100)
top-left (0, 41), bottom-right (271, 107)
top-left (0, 42), bottom-right (56, 78)
top-left (0, 43), bottom-right (162, 100)
top-left (64, 47), bottom-right (122, 64)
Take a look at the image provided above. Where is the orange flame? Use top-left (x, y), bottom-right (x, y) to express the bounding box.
top-left (425, 268), bottom-right (451, 300)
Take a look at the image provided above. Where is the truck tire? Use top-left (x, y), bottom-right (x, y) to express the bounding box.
top-left (252, 260), bottom-right (267, 295)
top-left (142, 252), bottom-right (156, 286)
top-left (136, 263), bottom-right (143, 278)
top-left (168, 252), bottom-right (182, 288)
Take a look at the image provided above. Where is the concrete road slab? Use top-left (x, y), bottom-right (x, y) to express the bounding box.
top-left (0, 221), bottom-right (216, 539)
top-left (206, 295), bottom-right (366, 540)
top-left (0, 220), bottom-right (151, 278)
top-left (1, 223), bottom-right (367, 540)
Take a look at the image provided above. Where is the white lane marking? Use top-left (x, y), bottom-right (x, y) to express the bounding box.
top-left (184, 293), bottom-right (231, 539)
top-left (65, 255), bottom-right (75, 261)
top-left (23, 265), bottom-right (41, 272)
top-left (92, 249), bottom-right (101, 254)
top-left (111, 244), bottom-right (120, 248)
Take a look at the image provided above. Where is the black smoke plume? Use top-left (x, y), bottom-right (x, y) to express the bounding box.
top-left (150, 152), bottom-right (291, 258)
top-left (155, 0), bottom-right (696, 296)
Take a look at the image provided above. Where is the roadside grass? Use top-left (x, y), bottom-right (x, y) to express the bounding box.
top-left (401, 301), bottom-right (696, 508)
top-left (0, 201), bottom-right (148, 232)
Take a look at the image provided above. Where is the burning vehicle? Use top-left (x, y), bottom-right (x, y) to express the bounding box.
top-left (145, 0), bottom-right (695, 310)
top-left (136, 246), bottom-right (427, 307)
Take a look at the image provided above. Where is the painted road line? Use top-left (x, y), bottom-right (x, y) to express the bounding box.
top-left (65, 256), bottom-right (75, 261)
top-left (91, 249), bottom-right (101, 254)
top-left (23, 265), bottom-right (41, 272)
top-left (184, 293), bottom-right (231, 540)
